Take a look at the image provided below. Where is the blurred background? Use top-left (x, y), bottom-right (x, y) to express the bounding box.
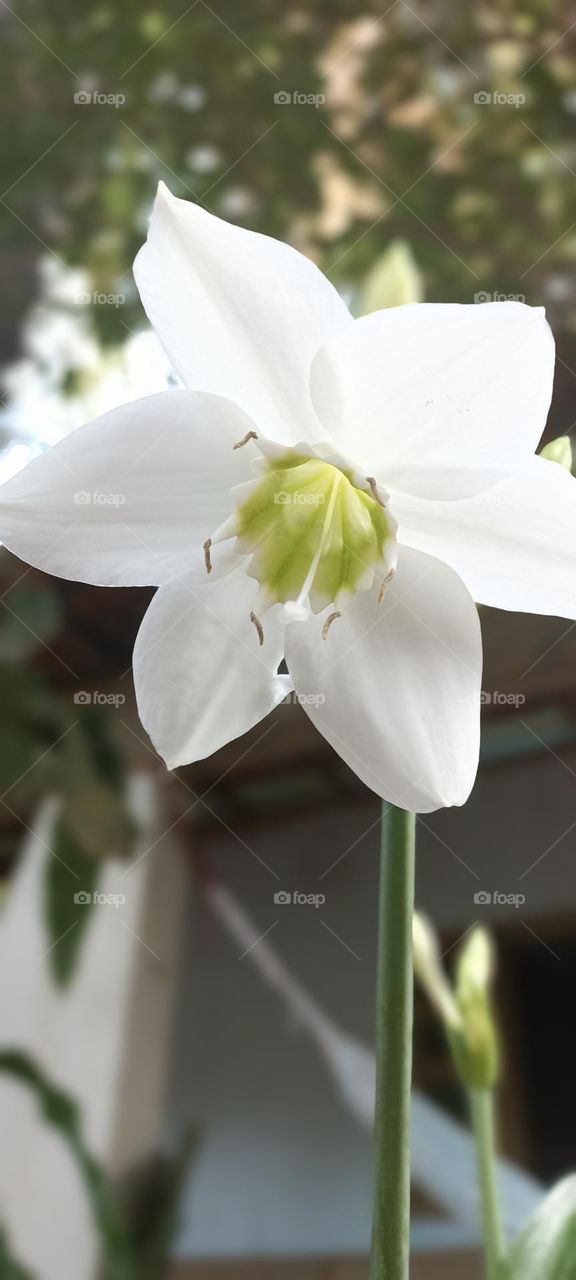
top-left (1, 2), bottom-right (576, 1277)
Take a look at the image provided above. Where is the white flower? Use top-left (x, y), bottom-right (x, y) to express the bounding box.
top-left (1, 182), bottom-right (574, 812)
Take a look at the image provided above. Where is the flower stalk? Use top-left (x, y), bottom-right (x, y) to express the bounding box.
top-left (469, 1087), bottom-right (506, 1280)
top-left (370, 804), bottom-right (416, 1280)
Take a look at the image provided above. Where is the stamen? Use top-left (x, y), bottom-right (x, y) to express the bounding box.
top-left (203, 537), bottom-right (212, 574)
top-left (291, 472), bottom-right (341, 617)
top-left (233, 430), bottom-right (259, 450)
top-left (231, 447), bottom-right (398, 624)
top-left (322, 610), bottom-right (341, 640)
top-left (378, 568), bottom-right (396, 603)
top-left (250, 611), bottom-right (264, 645)
top-left (366, 476), bottom-right (385, 508)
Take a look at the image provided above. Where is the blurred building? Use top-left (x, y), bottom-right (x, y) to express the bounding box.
top-left (1, 569), bottom-right (575, 1278)
top-left (3, 4), bottom-right (576, 1272)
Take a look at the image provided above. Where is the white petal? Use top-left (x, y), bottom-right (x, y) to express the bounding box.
top-left (285, 547), bottom-right (481, 812)
top-left (134, 570), bottom-right (291, 767)
top-left (134, 182), bottom-right (351, 444)
top-left (311, 302), bottom-right (554, 498)
top-left (393, 455), bottom-right (576, 618)
top-left (0, 390), bottom-right (255, 586)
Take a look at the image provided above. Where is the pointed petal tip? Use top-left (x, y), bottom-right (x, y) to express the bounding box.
top-left (134, 181), bottom-right (188, 282)
top-left (162, 751), bottom-right (187, 772)
top-left (133, 171), bottom-right (350, 443)
top-left (150, 179), bottom-right (178, 215)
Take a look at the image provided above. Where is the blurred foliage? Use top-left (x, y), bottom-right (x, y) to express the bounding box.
top-left (2, 1), bottom-right (576, 375)
top-left (44, 817), bottom-right (101, 984)
top-left (0, 1050), bottom-right (134, 1279)
top-left (0, 1050), bottom-right (194, 1280)
top-left (0, 1229), bottom-right (35, 1280)
top-left (116, 1139), bottom-right (198, 1280)
top-left (507, 1175), bottom-right (576, 1279)
top-left (0, 580), bottom-right (60, 662)
top-left (0, 551), bottom-right (136, 984)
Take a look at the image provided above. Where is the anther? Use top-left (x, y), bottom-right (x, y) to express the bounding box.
top-left (233, 430), bottom-right (258, 450)
top-left (322, 610), bottom-right (341, 640)
top-left (203, 538), bottom-right (212, 574)
top-left (378, 568), bottom-right (396, 603)
top-left (250, 611), bottom-right (264, 645)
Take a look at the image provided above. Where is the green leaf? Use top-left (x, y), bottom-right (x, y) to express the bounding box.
top-left (0, 1053), bottom-right (191, 1280)
top-left (0, 1051), bottom-right (135, 1280)
top-left (44, 818), bottom-right (99, 987)
top-left (507, 1176), bottom-right (576, 1279)
top-left (40, 715), bottom-right (135, 985)
top-left (119, 1132), bottom-right (197, 1280)
top-left (0, 666), bottom-right (69, 806)
top-left (0, 1228), bottom-right (36, 1279)
top-left (77, 709), bottom-right (127, 793)
top-left (0, 584), bottom-right (61, 662)
top-left (58, 716), bottom-right (136, 859)
top-left (61, 779), bottom-right (135, 860)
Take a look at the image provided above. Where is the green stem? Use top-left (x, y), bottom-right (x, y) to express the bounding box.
top-left (469, 1087), bottom-right (507, 1280)
top-left (370, 805), bottom-right (416, 1280)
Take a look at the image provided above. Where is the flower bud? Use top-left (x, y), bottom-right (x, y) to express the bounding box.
top-left (355, 240), bottom-right (423, 315)
top-left (540, 436), bottom-right (572, 471)
top-left (452, 927), bottom-right (499, 1090)
top-left (413, 915), bottom-right (499, 1091)
top-left (412, 912), bottom-right (461, 1031)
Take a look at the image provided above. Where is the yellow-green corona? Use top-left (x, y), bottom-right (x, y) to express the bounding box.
top-left (204, 433), bottom-right (398, 641)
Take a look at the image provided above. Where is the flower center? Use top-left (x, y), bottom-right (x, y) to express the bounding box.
top-left (204, 433), bottom-right (398, 642)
